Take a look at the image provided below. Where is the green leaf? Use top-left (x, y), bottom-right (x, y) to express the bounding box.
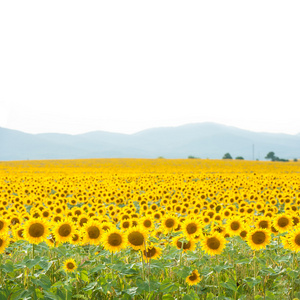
top-left (160, 281), bottom-right (179, 293)
top-left (220, 278), bottom-right (238, 292)
top-left (243, 277), bottom-right (261, 288)
top-left (80, 269), bottom-right (89, 283)
top-left (25, 257), bottom-right (41, 269)
top-left (1, 260), bottom-right (14, 273)
top-left (162, 295), bottom-right (175, 300)
top-left (206, 292), bottom-right (216, 300)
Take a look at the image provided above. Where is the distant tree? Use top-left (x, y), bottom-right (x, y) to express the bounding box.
top-left (265, 151), bottom-right (276, 160)
top-left (157, 156), bottom-right (165, 159)
top-left (222, 153), bottom-right (232, 159)
top-left (235, 156), bottom-right (244, 160)
top-left (265, 151), bottom-right (288, 162)
top-left (294, 158), bottom-right (298, 162)
top-left (188, 155), bottom-right (199, 159)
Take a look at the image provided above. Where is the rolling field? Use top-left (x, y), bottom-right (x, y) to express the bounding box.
top-left (0, 158), bottom-right (300, 299)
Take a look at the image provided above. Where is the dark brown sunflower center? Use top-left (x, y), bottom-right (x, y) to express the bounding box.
top-left (278, 217), bottom-right (289, 228)
top-left (128, 231), bottom-right (144, 246)
top-left (186, 223), bottom-right (197, 234)
top-left (122, 221), bottom-right (130, 229)
top-left (0, 220), bottom-right (4, 230)
top-left (29, 223), bottom-right (45, 238)
top-left (176, 240), bottom-right (191, 250)
top-left (252, 231), bottom-right (266, 244)
top-left (58, 224), bottom-right (72, 237)
top-left (144, 247), bottom-right (157, 258)
top-left (207, 237), bottom-right (221, 250)
top-left (165, 219), bottom-right (175, 228)
top-left (79, 218), bottom-right (88, 227)
top-left (67, 262), bottom-right (75, 269)
top-left (189, 272), bottom-right (197, 281)
top-left (72, 234), bottom-right (79, 242)
top-left (108, 233), bottom-right (122, 246)
top-left (259, 221), bottom-right (268, 229)
top-left (230, 221), bottom-right (240, 231)
top-left (0, 238), bottom-right (3, 247)
top-left (18, 229), bottom-right (24, 238)
top-left (240, 230), bottom-right (247, 238)
top-left (11, 218), bottom-right (20, 225)
top-left (294, 234), bottom-right (300, 246)
top-left (88, 226), bottom-right (100, 239)
top-left (143, 220), bottom-right (152, 228)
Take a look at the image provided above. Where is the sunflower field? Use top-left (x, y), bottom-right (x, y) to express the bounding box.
top-left (1, 158), bottom-right (300, 300)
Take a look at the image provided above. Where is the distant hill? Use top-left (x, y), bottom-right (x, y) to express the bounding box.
top-left (0, 122), bottom-right (299, 160)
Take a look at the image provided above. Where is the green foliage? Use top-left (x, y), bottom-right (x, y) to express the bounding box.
top-left (222, 153), bottom-right (232, 159)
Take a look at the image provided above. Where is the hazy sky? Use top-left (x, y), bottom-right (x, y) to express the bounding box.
top-left (1, 1), bottom-right (300, 135)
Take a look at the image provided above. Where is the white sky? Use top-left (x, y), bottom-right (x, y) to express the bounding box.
top-left (0, 1), bottom-right (300, 135)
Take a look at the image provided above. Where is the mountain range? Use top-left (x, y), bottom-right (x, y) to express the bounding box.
top-left (0, 122), bottom-right (299, 161)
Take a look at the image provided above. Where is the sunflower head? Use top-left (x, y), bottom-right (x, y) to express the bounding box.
top-left (101, 229), bottom-right (127, 253)
top-left (63, 258), bottom-right (77, 273)
top-left (200, 232), bottom-right (227, 256)
top-left (246, 228), bottom-right (271, 251)
top-left (186, 269), bottom-right (201, 286)
top-left (23, 218), bottom-right (49, 244)
top-left (126, 226), bottom-right (147, 251)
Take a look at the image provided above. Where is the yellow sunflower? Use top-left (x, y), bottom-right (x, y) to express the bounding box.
top-left (161, 215), bottom-right (178, 233)
top-left (182, 218), bottom-right (202, 238)
top-left (272, 213), bottom-right (293, 233)
top-left (101, 229), bottom-right (127, 253)
top-left (226, 217), bottom-right (243, 236)
top-left (186, 269), bottom-right (201, 286)
top-left (246, 228), bottom-right (271, 251)
top-left (200, 232), bottom-right (227, 256)
top-left (82, 220), bottom-right (102, 245)
top-left (63, 258), bottom-right (77, 273)
top-left (53, 219), bottom-right (76, 244)
top-left (287, 227), bottom-right (300, 252)
top-left (142, 244), bottom-right (162, 261)
top-left (0, 234), bottom-right (10, 254)
top-left (173, 235), bottom-right (196, 252)
top-left (0, 217), bottom-right (9, 235)
top-left (23, 218), bottom-right (49, 244)
top-left (126, 225), bottom-right (147, 251)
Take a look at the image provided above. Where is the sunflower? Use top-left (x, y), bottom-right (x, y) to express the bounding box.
top-left (273, 213), bottom-right (293, 233)
top-left (101, 229), bottom-right (126, 253)
top-left (140, 216), bottom-right (155, 231)
top-left (246, 228), bottom-right (271, 251)
top-left (182, 218), bottom-right (202, 237)
top-left (0, 217), bottom-right (9, 235)
top-left (255, 216), bottom-right (272, 230)
top-left (0, 234), bottom-right (10, 254)
top-left (126, 226), bottom-right (147, 250)
top-left (143, 244), bottom-right (162, 261)
top-left (200, 232), bottom-right (226, 256)
top-left (120, 219), bottom-right (132, 231)
top-left (226, 217), bottom-right (243, 236)
top-left (53, 219), bottom-right (76, 244)
top-left (23, 218), bottom-right (49, 244)
top-left (186, 269), bottom-right (201, 286)
top-left (12, 225), bottom-right (24, 241)
top-left (63, 258), bottom-right (77, 273)
top-left (287, 227), bottom-right (300, 252)
top-left (173, 235), bottom-right (196, 252)
top-left (161, 215), bottom-right (178, 233)
top-left (82, 220), bottom-right (102, 245)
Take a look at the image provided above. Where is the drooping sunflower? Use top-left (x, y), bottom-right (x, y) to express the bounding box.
top-left (0, 234), bottom-right (10, 254)
top-left (101, 229), bottom-right (127, 253)
top-left (182, 218), bottom-right (202, 238)
top-left (53, 219), bottom-right (76, 244)
top-left (272, 213), bottom-right (293, 233)
top-left (186, 269), bottom-right (201, 286)
top-left (126, 225), bottom-right (147, 251)
top-left (82, 220), bottom-right (102, 245)
top-left (23, 218), bottom-right (49, 244)
top-left (173, 235), bottom-right (196, 252)
top-left (200, 232), bottom-right (227, 256)
top-left (63, 258), bottom-right (77, 273)
top-left (142, 244), bottom-right (162, 261)
top-left (246, 228), bottom-right (271, 251)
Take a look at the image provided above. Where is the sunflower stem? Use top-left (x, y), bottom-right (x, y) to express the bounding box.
top-left (111, 251), bottom-right (114, 282)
